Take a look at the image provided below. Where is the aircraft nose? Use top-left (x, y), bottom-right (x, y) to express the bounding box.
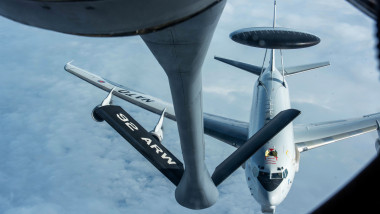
top-left (262, 190), bottom-right (282, 206)
top-left (259, 192), bottom-right (279, 214)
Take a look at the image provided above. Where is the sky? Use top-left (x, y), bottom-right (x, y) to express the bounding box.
top-left (0, 0), bottom-right (379, 214)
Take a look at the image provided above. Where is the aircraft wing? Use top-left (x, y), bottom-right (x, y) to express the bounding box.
top-left (294, 113), bottom-right (380, 152)
top-left (64, 62), bottom-right (249, 146)
top-left (65, 62), bottom-right (176, 120)
top-left (204, 113), bottom-right (248, 147)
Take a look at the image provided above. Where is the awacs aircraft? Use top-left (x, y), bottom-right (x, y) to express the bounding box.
top-left (64, 1), bottom-right (380, 213)
top-left (64, 57), bottom-right (380, 213)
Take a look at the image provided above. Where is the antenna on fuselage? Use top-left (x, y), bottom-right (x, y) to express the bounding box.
top-left (273, 0), bottom-right (286, 85)
top-left (270, 0), bottom-right (277, 73)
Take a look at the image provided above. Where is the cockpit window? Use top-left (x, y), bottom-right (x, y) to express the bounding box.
top-left (258, 170), bottom-right (283, 191)
top-left (257, 168), bottom-right (289, 191)
top-left (270, 172), bottom-right (283, 179)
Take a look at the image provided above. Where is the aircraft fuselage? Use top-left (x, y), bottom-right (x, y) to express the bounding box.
top-left (245, 61), bottom-right (298, 213)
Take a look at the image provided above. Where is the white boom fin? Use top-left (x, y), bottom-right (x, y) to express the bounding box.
top-left (150, 108), bottom-right (166, 142)
top-left (101, 87), bottom-right (115, 106)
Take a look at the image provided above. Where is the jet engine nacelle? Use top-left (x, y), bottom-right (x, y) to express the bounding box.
top-left (92, 105), bottom-right (104, 122)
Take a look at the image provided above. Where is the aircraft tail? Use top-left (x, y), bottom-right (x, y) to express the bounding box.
top-left (215, 56), bottom-right (329, 77)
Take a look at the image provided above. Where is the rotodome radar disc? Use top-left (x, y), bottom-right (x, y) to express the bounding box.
top-left (230, 27), bottom-right (320, 49)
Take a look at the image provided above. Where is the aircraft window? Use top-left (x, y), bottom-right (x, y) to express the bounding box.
top-left (283, 169), bottom-right (288, 178)
top-left (259, 171), bottom-right (270, 178)
top-left (270, 172), bottom-right (283, 179)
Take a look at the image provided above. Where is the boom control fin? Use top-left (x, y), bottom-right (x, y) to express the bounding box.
top-left (92, 88), bottom-right (115, 122)
top-left (101, 88), bottom-right (115, 106)
top-left (150, 108), bottom-right (166, 142)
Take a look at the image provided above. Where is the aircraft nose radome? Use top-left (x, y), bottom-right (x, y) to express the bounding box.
top-left (262, 191), bottom-right (282, 207)
top-left (268, 194), bottom-right (279, 206)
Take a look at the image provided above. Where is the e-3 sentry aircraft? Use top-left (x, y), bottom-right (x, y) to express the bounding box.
top-left (64, 1), bottom-right (380, 213)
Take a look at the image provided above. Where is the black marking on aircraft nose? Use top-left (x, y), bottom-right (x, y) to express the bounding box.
top-left (257, 171), bottom-right (283, 191)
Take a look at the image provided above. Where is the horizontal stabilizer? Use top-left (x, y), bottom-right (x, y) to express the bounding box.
top-left (283, 61), bottom-right (330, 76)
top-left (94, 105), bottom-right (184, 186)
top-left (214, 56), bottom-right (262, 76)
top-left (212, 109), bottom-right (301, 186)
